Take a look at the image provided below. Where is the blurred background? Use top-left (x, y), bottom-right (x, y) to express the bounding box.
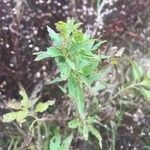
top-left (0, 0), bottom-right (150, 149)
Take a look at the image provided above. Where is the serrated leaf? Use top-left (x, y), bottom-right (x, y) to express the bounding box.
top-left (47, 26), bottom-right (62, 46)
top-left (82, 61), bottom-right (98, 76)
top-left (34, 48), bottom-right (62, 61)
top-left (68, 76), bottom-right (84, 115)
top-left (47, 48), bottom-right (62, 57)
top-left (60, 134), bottom-right (73, 150)
top-left (68, 119), bottom-right (81, 129)
top-left (58, 61), bottom-right (71, 80)
top-left (89, 125), bottom-right (102, 149)
top-left (35, 101), bottom-right (54, 113)
top-left (3, 112), bottom-right (17, 122)
top-left (76, 55), bottom-right (90, 69)
top-left (56, 18), bottom-right (81, 37)
top-left (49, 132), bottom-right (61, 150)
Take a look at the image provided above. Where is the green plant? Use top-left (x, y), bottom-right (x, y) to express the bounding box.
top-left (68, 116), bottom-right (102, 148)
top-left (2, 18), bottom-right (149, 150)
top-left (111, 60), bottom-right (150, 101)
top-left (3, 84), bottom-right (55, 125)
top-left (2, 84), bottom-right (56, 149)
top-left (34, 18), bottom-right (106, 148)
top-left (49, 130), bottom-right (73, 150)
top-left (35, 19), bottom-right (106, 114)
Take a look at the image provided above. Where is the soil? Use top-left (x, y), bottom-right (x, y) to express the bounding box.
top-left (0, 0), bottom-right (150, 149)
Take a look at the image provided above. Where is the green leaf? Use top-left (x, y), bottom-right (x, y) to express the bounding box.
top-left (137, 87), bottom-right (150, 100)
top-left (82, 60), bottom-right (98, 76)
top-left (140, 79), bottom-right (150, 89)
top-left (82, 124), bottom-right (89, 140)
top-left (80, 50), bottom-right (98, 60)
top-left (66, 58), bottom-right (75, 70)
top-left (34, 48), bottom-right (62, 61)
top-left (45, 77), bottom-right (64, 85)
top-left (75, 55), bottom-right (90, 69)
top-left (131, 62), bottom-right (143, 82)
top-left (3, 112), bottom-right (17, 122)
top-left (87, 116), bottom-right (95, 124)
top-left (91, 40), bottom-right (107, 51)
top-left (68, 76), bottom-right (84, 115)
top-left (35, 100), bottom-right (54, 113)
top-left (75, 85), bottom-right (85, 115)
top-left (34, 51), bottom-right (49, 61)
top-left (58, 61), bottom-right (71, 80)
top-left (60, 134), bottom-right (73, 150)
top-left (35, 102), bottom-right (49, 113)
top-left (67, 77), bottom-right (78, 99)
top-left (16, 110), bottom-right (28, 123)
top-left (68, 119), bottom-right (81, 129)
top-left (89, 125), bottom-right (102, 149)
top-left (47, 48), bottom-right (62, 57)
top-left (19, 85), bottom-right (31, 109)
top-left (49, 132), bottom-right (61, 150)
top-left (56, 18), bottom-right (81, 37)
top-left (47, 26), bottom-right (62, 46)
top-left (3, 110), bottom-right (28, 123)
top-left (49, 131), bottom-right (72, 150)
top-left (55, 21), bottom-right (67, 35)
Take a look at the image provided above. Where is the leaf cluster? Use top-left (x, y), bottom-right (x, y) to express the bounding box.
top-left (3, 85), bottom-right (55, 123)
top-left (49, 130), bottom-right (73, 150)
top-left (129, 61), bottom-right (150, 100)
top-left (34, 18), bottom-right (105, 149)
top-left (68, 116), bottom-right (102, 148)
top-left (34, 18), bottom-right (105, 115)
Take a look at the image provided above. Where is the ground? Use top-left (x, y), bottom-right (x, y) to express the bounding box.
top-left (0, 0), bottom-right (150, 149)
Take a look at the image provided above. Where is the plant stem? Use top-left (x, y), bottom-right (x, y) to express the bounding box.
top-left (112, 126), bottom-right (116, 150)
top-left (37, 122), bottom-right (42, 150)
top-left (110, 85), bottom-right (134, 100)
